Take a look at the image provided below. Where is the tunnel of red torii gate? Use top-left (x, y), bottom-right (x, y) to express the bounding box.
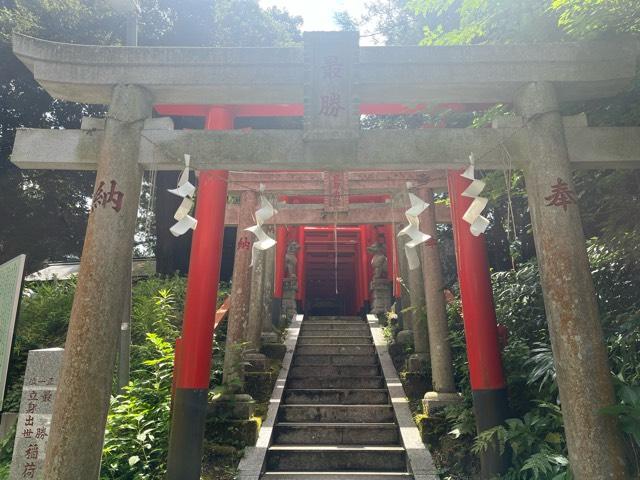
top-left (9, 31), bottom-right (640, 480)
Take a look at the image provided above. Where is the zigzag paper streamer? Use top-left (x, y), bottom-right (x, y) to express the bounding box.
top-left (168, 154), bottom-right (197, 237)
top-left (397, 191), bottom-right (431, 270)
top-left (461, 154), bottom-right (490, 236)
top-left (245, 185), bottom-right (277, 266)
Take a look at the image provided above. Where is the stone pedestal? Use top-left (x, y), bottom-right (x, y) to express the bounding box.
top-left (261, 332), bottom-right (279, 344)
top-left (281, 276), bottom-right (298, 322)
top-left (406, 353), bottom-right (428, 373)
top-left (370, 278), bottom-right (392, 315)
top-left (244, 352), bottom-right (267, 373)
top-left (209, 394), bottom-right (256, 420)
top-left (396, 329), bottom-right (414, 347)
top-left (422, 391), bottom-right (462, 416)
top-left (11, 348), bottom-right (63, 480)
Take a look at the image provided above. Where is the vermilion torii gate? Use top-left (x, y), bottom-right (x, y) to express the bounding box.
top-left (10, 31), bottom-right (640, 479)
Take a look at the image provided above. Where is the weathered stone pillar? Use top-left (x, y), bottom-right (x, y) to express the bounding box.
top-left (515, 82), bottom-right (627, 479)
top-left (261, 228), bottom-right (278, 344)
top-left (395, 226), bottom-right (413, 346)
top-left (43, 84), bottom-right (152, 480)
top-left (419, 188), bottom-right (458, 411)
top-left (246, 248), bottom-right (266, 352)
top-left (223, 190), bottom-right (258, 388)
top-left (407, 260), bottom-right (428, 372)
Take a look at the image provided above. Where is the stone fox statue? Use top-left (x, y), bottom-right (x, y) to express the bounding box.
top-left (285, 241), bottom-right (300, 277)
top-left (368, 242), bottom-right (388, 280)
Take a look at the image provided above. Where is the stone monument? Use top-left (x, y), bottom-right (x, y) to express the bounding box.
top-left (10, 348), bottom-right (63, 480)
top-left (281, 241), bottom-right (299, 322)
top-left (368, 242), bottom-right (392, 315)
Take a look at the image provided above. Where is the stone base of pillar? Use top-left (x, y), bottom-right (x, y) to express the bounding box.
top-left (208, 394), bottom-right (256, 420)
top-left (282, 276), bottom-right (298, 322)
top-left (402, 372), bottom-right (428, 399)
top-left (370, 278), bottom-right (392, 315)
top-left (422, 391), bottom-right (462, 416)
top-left (261, 331), bottom-right (279, 344)
top-left (244, 353), bottom-right (268, 372)
top-left (396, 329), bottom-right (413, 346)
top-left (406, 353), bottom-right (428, 373)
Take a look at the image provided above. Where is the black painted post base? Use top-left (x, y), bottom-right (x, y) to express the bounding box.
top-left (166, 388), bottom-right (209, 480)
top-left (472, 388), bottom-right (510, 479)
top-left (271, 298), bottom-right (282, 327)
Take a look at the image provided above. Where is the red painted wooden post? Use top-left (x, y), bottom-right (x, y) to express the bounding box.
top-left (166, 107), bottom-right (232, 480)
top-left (359, 225), bottom-right (370, 311)
top-left (447, 169), bottom-right (508, 477)
top-left (272, 225), bottom-right (287, 324)
top-left (296, 227), bottom-right (306, 309)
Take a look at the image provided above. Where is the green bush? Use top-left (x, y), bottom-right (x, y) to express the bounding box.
top-left (100, 333), bottom-right (174, 480)
top-left (432, 239), bottom-right (640, 479)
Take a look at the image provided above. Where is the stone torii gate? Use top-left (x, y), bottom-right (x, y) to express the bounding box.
top-left (10, 31), bottom-right (640, 479)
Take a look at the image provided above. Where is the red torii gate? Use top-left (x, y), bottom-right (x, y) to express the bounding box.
top-left (164, 103), bottom-right (506, 475)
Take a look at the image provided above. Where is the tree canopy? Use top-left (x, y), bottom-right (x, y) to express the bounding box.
top-left (0, 0), bottom-right (302, 272)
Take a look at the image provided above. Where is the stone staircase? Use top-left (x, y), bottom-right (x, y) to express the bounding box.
top-left (260, 315), bottom-right (414, 479)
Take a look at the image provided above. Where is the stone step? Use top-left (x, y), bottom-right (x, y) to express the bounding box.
top-left (265, 445), bottom-right (407, 472)
top-left (273, 422), bottom-right (399, 444)
top-left (296, 344), bottom-right (376, 356)
top-left (279, 405), bottom-right (395, 423)
top-left (300, 330), bottom-right (371, 338)
top-left (298, 336), bottom-right (372, 345)
top-left (302, 323), bottom-right (369, 331)
top-left (293, 354), bottom-right (378, 366)
top-left (290, 365), bottom-right (380, 378)
top-left (287, 376), bottom-right (386, 390)
top-left (262, 473), bottom-right (413, 480)
top-left (306, 316), bottom-right (362, 321)
top-left (283, 389), bottom-right (389, 405)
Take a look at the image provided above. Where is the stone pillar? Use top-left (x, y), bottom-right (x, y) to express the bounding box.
top-left (11, 348), bottom-right (63, 480)
top-left (407, 260), bottom-right (428, 372)
top-left (246, 248), bottom-right (266, 352)
top-left (262, 228), bottom-right (278, 344)
top-left (515, 82), bottom-right (626, 479)
top-left (223, 190), bottom-right (258, 388)
top-left (395, 226), bottom-right (413, 346)
top-left (420, 188), bottom-right (458, 411)
top-left (41, 85), bottom-right (151, 480)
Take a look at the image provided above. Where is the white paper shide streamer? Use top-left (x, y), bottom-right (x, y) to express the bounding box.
top-left (397, 190), bottom-right (431, 270)
top-left (246, 184), bottom-right (277, 266)
top-left (168, 154), bottom-right (197, 237)
top-left (461, 153), bottom-right (490, 236)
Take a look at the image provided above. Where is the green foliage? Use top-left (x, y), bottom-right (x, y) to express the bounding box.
top-left (472, 403), bottom-right (570, 480)
top-left (4, 279), bottom-right (76, 411)
top-left (0, 0), bottom-right (303, 269)
top-left (550, 0), bottom-right (640, 38)
top-left (100, 333), bottom-right (174, 480)
top-left (601, 376), bottom-right (640, 452)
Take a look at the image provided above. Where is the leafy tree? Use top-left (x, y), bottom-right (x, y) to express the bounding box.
top-left (0, 0), bottom-right (302, 274)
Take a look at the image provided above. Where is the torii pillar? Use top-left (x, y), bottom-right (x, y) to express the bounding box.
top-left (516, 82), bottom-right (626, 478)
top-left (419, 187), bottom-right (458, 411)
top-left (167, 106), bottom-right (232, 479)
top-left (272, 226), bottom-right (287, 326)
top-left (448, 170), bottom-right (508, 478)
top-left (43, 84), bottom-right (152, 480)
top-left (223, 189), bottom-right (259, 385)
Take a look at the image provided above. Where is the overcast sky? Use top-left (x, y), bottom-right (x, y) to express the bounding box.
top-left (258, 0), bottom-right (377, 43)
